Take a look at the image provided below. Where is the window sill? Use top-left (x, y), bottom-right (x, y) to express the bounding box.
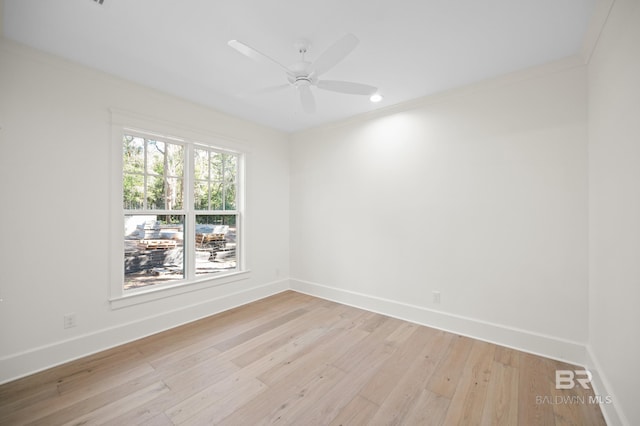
top-left (109, 270), bottom-right (251, 309)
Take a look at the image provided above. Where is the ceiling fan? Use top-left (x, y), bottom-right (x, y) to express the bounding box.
top-left (228, 34), bottom-right (379, 113)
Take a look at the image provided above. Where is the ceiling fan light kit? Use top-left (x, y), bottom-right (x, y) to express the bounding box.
top-left (228, 34), bottom-right (379, 113)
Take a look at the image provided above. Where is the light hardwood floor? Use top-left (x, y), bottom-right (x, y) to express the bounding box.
top-left (0, 291), bottom-right (606, 425)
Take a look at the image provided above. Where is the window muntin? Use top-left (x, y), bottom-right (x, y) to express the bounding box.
top-left (122, 132), bottom-right (240, 292)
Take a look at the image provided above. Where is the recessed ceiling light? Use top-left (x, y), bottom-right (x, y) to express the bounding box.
top-left (370, 93), bottom-right (383, 103)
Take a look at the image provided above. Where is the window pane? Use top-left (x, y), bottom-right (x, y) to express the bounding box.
top-left (166, 177), bottom-right (183, 210)
top-left (123, 173), bottom-right (144, 209)
top-left (224, 182), bottom-right (236, 210)
top-left (146, 140), bottom-right (165, 175)
top-left (210, 181), bottom-right (223, 210)
top-left (123, 136), bottom-right (144, 174)
top-left (210, 152), bottom-right (224, 181)
top-left (124, 214), bottom-right (185, 290)
top-left (195, 214), bottom-right (237, 277)
top-left (223, 154), bottom-right (237, 210)
top-left (194, 180), bottom-right (209, 210)
top-left (146, 175), bottom-right (165, 209)
top-left (224, 154), bottom-right (237, 181)
top-left (166, 143), bottom-right (184, 178)
top-left (192, 149), bottom-right (238, 211)
top-left (194, 148), bottom-right (209, 181)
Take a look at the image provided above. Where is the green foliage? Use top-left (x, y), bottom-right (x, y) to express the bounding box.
top-left (123, 135), bottom-right (236, 212)
top-left (123, 136), bottom-right (144, 209)
top-left (194, 149), bottom-right (237, 211)
top-left (123, 174), bottom-right (143, 209)
top-left (123, 136), bottom-right (185, 210)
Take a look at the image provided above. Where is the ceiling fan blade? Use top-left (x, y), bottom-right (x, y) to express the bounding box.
top-left (309, 33), bottom-right (359, 77)
top-left (228, 40), bottom-right (292, 74)
top-left (317, 80), bottom-right (377, 96)
top-left (299, 86), bottom-right (316, 113)
top-left (237, 84), bottom-right (290, 98)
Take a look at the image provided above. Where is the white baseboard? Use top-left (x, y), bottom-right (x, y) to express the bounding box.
top-left (3, 276), bottom-right (625, 424)
top-left (0, 279), bottom-right (289, 385)
top-left (585, 346), bottom-right (629, 426)
top-left (290, 278), bottom-right (587, 366)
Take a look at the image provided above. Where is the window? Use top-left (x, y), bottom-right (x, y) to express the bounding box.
top-left (121, 131), bottom-right (241, 293)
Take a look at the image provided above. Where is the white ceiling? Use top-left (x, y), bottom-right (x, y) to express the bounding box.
top-left (2, 0), bottom-right (596, 133)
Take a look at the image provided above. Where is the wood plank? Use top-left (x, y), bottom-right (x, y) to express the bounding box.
top-left (219, 314), bottom-right (373, 424)
top-left (441, 340), bottom-right (496, 425)
top-left (369, 329), bottom-right (454, 425)
top-left (219, 363), bottom-right (345, 425)
top-left (0, 345), bottom-right (144, 405)
top-left (384, 320), bottom-right (420, 345)
top-left (1, 363), bottom-right (158, 425)
top-left (165, 324), bottom-right (330, 424)
top-left (402, 389), bottom-right (451, 426)
top-left (480, 361), bottom-right (519, 425)
top-left (329, 395), bottom-right (379, 426)
top-left (494, 345), bottom-right (520, 368)
top-left (32, 381), bottom-right (169, 426)
top-left (517, 352), bottom-right (556, 426)
top-left (167, 377), bottom-right (266, 424)
top-left (224, 305), bottom-right (338, 367)
top-left (222, 365), bottom-right (346, 425)
top-left (286, 342), bottom-right (397, 425)
top-left (0, 292), bottom-right (608, 426)
top-left (330, 315), bottom-right (403, 373)
top-left (256, 311), bottom-right (371, 387)
top-left (52, 371), bottom-right (163, 425)
top-left (359, 325), bottom-right (436, 405)
top-left (0, 382), bottom-right (59, 422)
top-left (160, 357), bottom-right (240, 396)
top-left (212, 308), bottom-right (309, 352)
top-left (104, 360), bottom-right (239, 426)
top-left (427, 334), bottom-right (474, 398)
top-left (149, 345), bottom-right (221, 375)
top-left (266, 314), bottom-right (404, 424)
top-left (135, 291), bottom-right (311, 360)
top-left (138, 412), bottom-right (174, 426)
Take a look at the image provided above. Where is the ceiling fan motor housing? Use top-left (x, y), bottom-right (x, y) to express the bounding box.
top-left (287, 60), bottom-right (315, 87)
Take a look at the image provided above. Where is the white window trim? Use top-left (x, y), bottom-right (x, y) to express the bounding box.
top-left (109, 109), bottom-right (249, 308)
top-left (109, 271), bottom-right (251, 309)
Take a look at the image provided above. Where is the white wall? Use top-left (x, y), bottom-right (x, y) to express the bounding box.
top-left (2, 3), bottom-right (637, 422)
top-left (290, 60), bottom-right (589, 362)
top-left (588, 0), bottom-right (640, 425)
top-left (0, 39), bottom-right (290, 382)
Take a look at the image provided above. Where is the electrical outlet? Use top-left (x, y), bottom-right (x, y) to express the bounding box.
top-left (64, 313), bottom-right (77, 329)
top-left (433, 291), bottom-right (441, 304)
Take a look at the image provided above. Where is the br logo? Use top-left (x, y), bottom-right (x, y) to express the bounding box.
top-left (555, 370), bottom-right (592, 390)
